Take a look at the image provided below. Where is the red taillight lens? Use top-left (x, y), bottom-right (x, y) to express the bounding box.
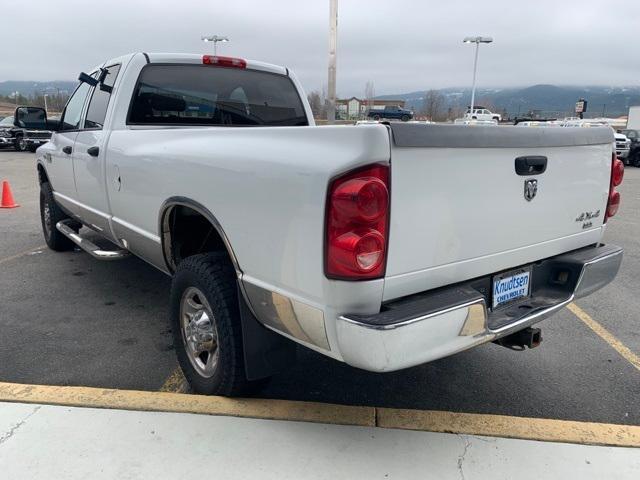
top-left (326, 164), bottom-right (390, 280)
top-left (202, 55), bottom-right (247, 69)
top-left (611, 158), bottom-right (624, 187)
top-left (605, 152), bottom-right (623, 222)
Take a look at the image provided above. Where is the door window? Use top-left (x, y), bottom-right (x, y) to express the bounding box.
top-left (59, 82), bottom-right (91, 131)
top-left (84, 65), bottom-right (121, 129)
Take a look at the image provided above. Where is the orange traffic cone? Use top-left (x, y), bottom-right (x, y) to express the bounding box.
top-left (0, 181), bottom-right (19, 208)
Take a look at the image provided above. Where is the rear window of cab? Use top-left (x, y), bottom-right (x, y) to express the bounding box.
top-left (128, 64), bottom-right (308, 127)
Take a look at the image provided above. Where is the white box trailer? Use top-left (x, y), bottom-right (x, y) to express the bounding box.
top-left (628, 106), bottom-right (640, 129)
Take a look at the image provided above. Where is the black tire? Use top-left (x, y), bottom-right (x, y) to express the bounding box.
top-left (632, 154), bottom-right (640, 168)
top-left (372, 114), bottom-right (381, 121)
top-left (170, 253), bottom-right (268, 396)
top-left (14, 135), bottom-right (26, 152)
top-left (401, 115), bottom-right (410, 122)
top-left (28, 145), bottom-right (37, 152)
top-left (40, 182), bottom-right (79, 251)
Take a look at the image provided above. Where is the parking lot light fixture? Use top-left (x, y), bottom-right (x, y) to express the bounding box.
top-left (463, 36), bottom-right (493, 116)
top-left (201, 35), bottom-right (229, 56)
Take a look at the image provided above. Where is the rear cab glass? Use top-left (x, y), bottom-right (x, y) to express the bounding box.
top-left (128, 64), bottom-right (308, 127)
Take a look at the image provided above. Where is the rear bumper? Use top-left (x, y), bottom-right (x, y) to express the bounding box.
top-left (336, 244), bottom-right (622, 372)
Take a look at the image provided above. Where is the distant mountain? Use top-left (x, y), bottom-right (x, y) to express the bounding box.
top-left (377, 85), bottom-right (640, 118)
top-left (0, 80), bottom-right (76, 97)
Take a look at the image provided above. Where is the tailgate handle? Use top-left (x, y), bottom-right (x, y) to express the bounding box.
top-left (515, 156), bottom-right (547, 176)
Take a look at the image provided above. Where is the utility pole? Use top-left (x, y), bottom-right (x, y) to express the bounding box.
top-left (327, 0), bottom-right (338, 124)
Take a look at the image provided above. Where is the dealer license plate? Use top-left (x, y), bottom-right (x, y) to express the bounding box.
top-left (492, 268), bottom-right (531, 309)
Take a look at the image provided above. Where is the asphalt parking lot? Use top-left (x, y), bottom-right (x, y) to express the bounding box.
top-left (1, 150), bottom-right (638, 426)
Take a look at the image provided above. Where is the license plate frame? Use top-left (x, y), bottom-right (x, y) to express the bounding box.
top-left (491, 267), bottom-right (532, 310)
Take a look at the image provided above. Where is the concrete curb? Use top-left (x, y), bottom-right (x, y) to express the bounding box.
top-left (1, 381), bottom-right (639, 447)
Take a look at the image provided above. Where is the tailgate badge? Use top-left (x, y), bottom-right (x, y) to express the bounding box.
top-left (524, 179), bottom-right (538, 202)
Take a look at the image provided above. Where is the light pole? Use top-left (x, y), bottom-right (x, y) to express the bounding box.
top-left (201, 35), bottom-right (229, 56)
top-left (327, 0), bottom-right (338, 124)
top-left (463, 36), bottom-right (493, 116)
top-left (43, 94), bottom-right (49, 113)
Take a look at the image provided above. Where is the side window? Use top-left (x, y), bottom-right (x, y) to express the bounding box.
top-left (59, 82), bottom-right (91, 131)
top-left (85, 65), bottom-right (121, 129)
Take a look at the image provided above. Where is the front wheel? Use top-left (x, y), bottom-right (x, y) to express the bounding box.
top-left (401, 115), bottom-right (410, 122)
top-left (170, 253), bottom-right (268, 396)
top-left (632, 154), bottom-right (640, 168)
top-left (372, 114), bottom-right (381, 121)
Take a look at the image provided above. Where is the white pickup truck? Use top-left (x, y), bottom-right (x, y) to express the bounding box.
top-left (24, 53), bottom-right (624, 396)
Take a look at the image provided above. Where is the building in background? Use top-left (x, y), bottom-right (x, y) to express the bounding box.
top-left (336, 97), bottom-right (405, 120)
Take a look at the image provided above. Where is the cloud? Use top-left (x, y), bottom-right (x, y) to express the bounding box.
top-left (1, 0), bottom-right (637, 97)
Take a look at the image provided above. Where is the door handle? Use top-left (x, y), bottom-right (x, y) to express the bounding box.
top-left (62, 146), bottom-right (72, 155)
top-left (515, 156), bottom-right (547, 176)
top-left (87, 146), bottom-right (100, 157)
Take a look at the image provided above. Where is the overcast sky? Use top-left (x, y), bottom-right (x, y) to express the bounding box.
top-left (1, 0), bottom-right (638, 97)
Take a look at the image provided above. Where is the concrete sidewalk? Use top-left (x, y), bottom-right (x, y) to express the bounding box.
top-left (0, 402), bottom-right (638, 479)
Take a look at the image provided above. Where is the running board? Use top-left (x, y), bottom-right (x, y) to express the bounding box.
top-left (56, 220), bottom-right (129, 260)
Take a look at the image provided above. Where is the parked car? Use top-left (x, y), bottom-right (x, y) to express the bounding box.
top-left (465, 106), bottom-right (502, 122)
top-left (367, 105), bottom-right (413, 121)
top-left (0, 115), bottom-right (22, 150)
top-left (27, 53), bottom-right (623, 396)
top-left (620, 129), bottom-right (640, 167)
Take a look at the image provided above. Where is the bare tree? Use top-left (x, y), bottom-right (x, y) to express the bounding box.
top-left (422, 90), bottom-right (444, 121)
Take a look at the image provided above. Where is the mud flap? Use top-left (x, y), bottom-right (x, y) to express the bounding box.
top-left (238, 286), bottom-right (297, 381)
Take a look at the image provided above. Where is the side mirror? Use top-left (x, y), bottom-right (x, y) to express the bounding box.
top-left (14, 106), bottom-right (49, 130)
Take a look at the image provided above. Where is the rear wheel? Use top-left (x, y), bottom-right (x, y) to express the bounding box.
top-left (40, 182), bottom-right (79, 251)
top-left (14, 136), bottom-right (26, 152)
top-left (632, 153), bottom-right (640, 168)
top-left (170, 253), bottom-right (269, 396)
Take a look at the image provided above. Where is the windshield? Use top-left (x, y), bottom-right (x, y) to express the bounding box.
top-left (0, 116), bottom-right (14, 126)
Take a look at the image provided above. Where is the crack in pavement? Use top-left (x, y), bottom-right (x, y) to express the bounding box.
top-left (0, 406), bottom-right (41, 446)
top-left (457, 434), bottom-right (472, 480)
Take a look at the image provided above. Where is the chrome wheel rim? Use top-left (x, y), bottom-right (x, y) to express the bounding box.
top-left (42, 201), bottom-right (52, 237)
top-left (180, 287), bottom-right (219, 378)
top-left (18, 138), bottom-right (26, 150)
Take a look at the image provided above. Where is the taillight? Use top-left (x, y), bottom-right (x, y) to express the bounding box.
top-left (605, 152), bottom-right (624, 222)
top-left (202, 55), bottom-right (247, 69)
top-left (325, 164), bottom-right (390, 280)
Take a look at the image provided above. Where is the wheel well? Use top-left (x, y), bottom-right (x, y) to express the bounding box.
top-left (162, 204), bottom-right (232, 272)
top-left (37, 164), bottom-right (49, 185)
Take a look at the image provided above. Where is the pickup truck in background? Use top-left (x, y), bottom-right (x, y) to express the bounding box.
top-left (0, 109), bottom-right (53, 151)
top-left (620, 128), bottom-right (640, 167)
top-left (614, 132), bottom-right (631, 164)
top-left (24, 53), bottom-right (624, 396)
top-left (367, 105), bottom-right (413, 121)
top-left (465, 106), bottom-right (502, 121)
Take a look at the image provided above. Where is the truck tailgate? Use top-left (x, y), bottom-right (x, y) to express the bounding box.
top-left (383, 123), bottom-right (614, 301)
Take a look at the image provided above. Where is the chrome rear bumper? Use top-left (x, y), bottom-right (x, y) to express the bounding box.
top-left (336, 244), bottom-right (622, 372)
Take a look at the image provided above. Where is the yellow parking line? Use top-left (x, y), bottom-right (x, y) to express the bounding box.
top-left (568, 302), bottom-right (640, 372)
top-left (0, 381), bottom-right (638, 447)
top-left (159, 367), bottom-right (188, 393)
top-left (377, 408), bottom-right (640, 447)
top-left (0, 244), bottom-right (47, 266)
top-left (0, 382), bottom-right (375, 428)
